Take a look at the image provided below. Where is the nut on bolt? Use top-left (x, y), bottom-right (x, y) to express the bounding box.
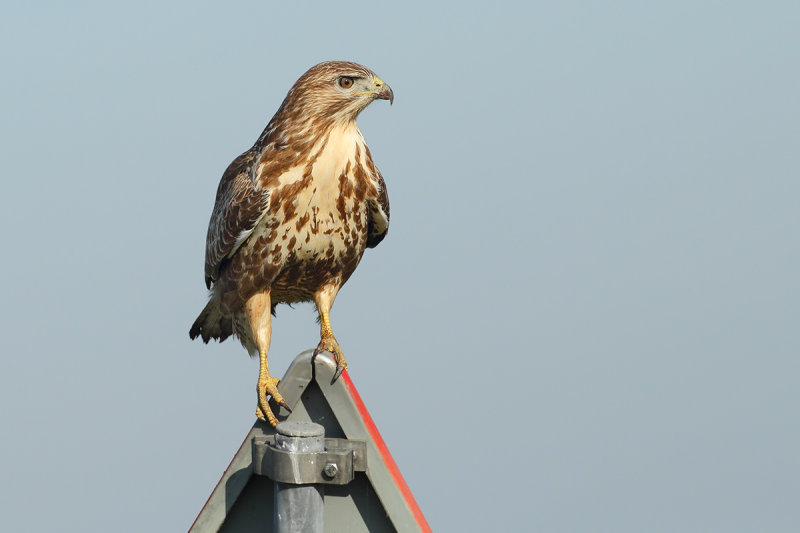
top-left (323, 462), bottom-right (338, 478)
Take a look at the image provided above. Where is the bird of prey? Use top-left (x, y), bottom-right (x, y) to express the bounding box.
top-left (189, 61), bottom-right (393, 426)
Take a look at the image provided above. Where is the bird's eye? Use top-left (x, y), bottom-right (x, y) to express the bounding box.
top-left (338, 77), bottom-right (354, 89)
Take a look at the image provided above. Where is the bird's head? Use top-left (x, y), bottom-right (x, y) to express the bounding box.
top-left (283, 61), bottom-right (393, 123)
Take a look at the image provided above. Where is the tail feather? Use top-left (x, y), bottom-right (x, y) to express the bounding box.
top-left (189, 299), bottom-right (233, 343)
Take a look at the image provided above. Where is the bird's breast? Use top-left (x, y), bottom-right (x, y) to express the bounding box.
top-left (256, 124), bottom-right (376, 271)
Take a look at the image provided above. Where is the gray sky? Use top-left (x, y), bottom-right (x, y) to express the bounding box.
top-left (2, 2), bottom-right (799, 531)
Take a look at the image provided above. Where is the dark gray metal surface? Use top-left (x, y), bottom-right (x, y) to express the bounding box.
top-left (189, 350), bottom-right (425, 532)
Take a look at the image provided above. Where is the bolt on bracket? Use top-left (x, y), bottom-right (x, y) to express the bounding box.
top-left (252, 435), bottom-right (367, 485)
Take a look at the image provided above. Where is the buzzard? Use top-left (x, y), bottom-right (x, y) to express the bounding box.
top-left (190, 61), bottom-right (393, 426)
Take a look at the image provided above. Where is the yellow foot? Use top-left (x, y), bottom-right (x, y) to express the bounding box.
top-left (314, 336), bottom-right (348, 381)
top-left (256, 376), bottom-right (290, 426)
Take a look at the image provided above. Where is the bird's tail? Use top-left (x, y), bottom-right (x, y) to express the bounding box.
top-left (189, 299), bottom-right (233, 343)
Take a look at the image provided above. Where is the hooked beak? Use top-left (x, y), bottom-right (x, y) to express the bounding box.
top-left (372, 76), bottom-right (394, 104)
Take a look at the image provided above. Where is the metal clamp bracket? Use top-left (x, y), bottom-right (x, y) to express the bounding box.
top-left (252, 435), bottom-right (367, 485)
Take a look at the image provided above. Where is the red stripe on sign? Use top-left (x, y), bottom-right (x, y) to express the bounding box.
top-left (341, 370), bottom-right (432, 533)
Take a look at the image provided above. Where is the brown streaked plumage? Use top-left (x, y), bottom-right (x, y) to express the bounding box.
top-left (189, 61), bottom-right (392, 425)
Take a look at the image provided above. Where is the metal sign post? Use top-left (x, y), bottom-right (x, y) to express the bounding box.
top-left (272, 422), bottom-right (325, 533)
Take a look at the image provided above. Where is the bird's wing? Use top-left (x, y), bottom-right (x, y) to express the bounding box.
top-left (366, 169), bottom-right (390, 248)
top-left (204, 150), bottom-right (271, 288)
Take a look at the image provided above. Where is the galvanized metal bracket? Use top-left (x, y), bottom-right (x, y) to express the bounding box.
top-left (252, 435), bottom-right (367, 486)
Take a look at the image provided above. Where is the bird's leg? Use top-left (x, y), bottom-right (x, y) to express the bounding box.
top-left (313, 284), bottom-right (347, 380)
top-left (317, 310), bottom-right (348, 380)
top-left (246, 291), bottom-right (289, 426)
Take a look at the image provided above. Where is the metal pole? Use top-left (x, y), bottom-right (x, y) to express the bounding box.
top-left (273, 421), bottom-right (325, 533)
